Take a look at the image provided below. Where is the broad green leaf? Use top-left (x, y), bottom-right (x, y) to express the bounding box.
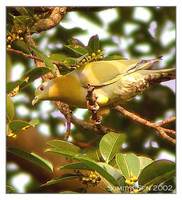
top-left (46, 139), bottom-right (81, 157)
top-left (7, 67), bottom-right (50, 94)
top-left (6, 95), bottom-right (15, 122)
top-left (68, 38), bottom-right (86, 48)
top-left (75, 155), bottom-right (119, 186)
top-left (21, 67), bottom-right (51, 87)
top-left (99, 132), bottom-right (126, 163)
top-left (49, 53), bottom-right (67, 62)
top-left (41, 174), bottom-right (79, 187)
top-left (139, 156), bottom-right (153, 171)
top-left (82, 148), bottom-right (101, 161)
top-left (29, 119), bottom-right (40, 126)
top-left (7, 80), bottom-right (23, 94)
top-left (115, 153), bottom-right (140, 179)
top-left (98, 162), bottom-right (124, 185)
top-left (60, 162), bottom-right (92, 170)
top-left (49, 53), bottom-right (77, 67)
top-left (87, 35), bottom-right (101, 54)
top-left (7, 148), bottom-right (53, 173)
top-left (138, 160), bottom-right (175, 189)
top-left (31, 47), bottom-right (56, 72)
top-left (8, 119), bottom-right (39, 135)
top-left (64, 45), bottom-right (88, 56)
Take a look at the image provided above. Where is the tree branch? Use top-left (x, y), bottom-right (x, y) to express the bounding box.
top-left (114, 105), bottom-right (176, 144)
top-left (31, 7), bottom-right (68, 33)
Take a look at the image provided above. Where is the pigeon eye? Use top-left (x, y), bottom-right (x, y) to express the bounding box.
top-left (39, 86), bottom-right (44, 91)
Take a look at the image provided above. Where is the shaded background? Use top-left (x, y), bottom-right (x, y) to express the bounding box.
top-left (7, 7), bottom-right (176, 193)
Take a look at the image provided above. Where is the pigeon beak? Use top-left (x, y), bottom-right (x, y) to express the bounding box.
top-left (32, 96), bottom-right (39, 106)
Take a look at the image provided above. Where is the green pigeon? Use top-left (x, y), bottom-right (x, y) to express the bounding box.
top-left (32, 58), bottom-right (175, 108)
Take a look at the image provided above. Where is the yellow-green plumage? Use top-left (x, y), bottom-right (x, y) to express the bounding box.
top-left (32, 59), bottom-right (175, 108)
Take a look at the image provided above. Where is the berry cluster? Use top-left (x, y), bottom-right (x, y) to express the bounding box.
top-left (80, 171), bottom-right (101, 186)
top-left (76, 49), bottom-right (104, 68)
top-left (125, 176), bottom-right (138, 186)
top-left (6, 29), bottom-right (25, 49)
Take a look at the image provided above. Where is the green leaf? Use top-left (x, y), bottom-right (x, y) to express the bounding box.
top-left (99, 132), bottom-right (126, 163)
top-left (7, 148), bottom-right (53, 173)
top-left (29, 119), bottom-right (40, 126)
top-left (139, 156), bottom-right (153, 171)
top-left (31, 47), bottom-right (56, 72)
top-left (138, 160), bottom-right (175, 189)
top-left (75, 155), bottom-right (119, 186)
top-left (64, 45), bottom-right (88, 56)
top-left (7, 80), bottom-right (23, 94)
top-left (64, 37), bottom-right (88, 56)
top-left (21, 67), bottom-right (51, 87)
top-left (41, 174), bottom-right (79, 187)
top-left (60, 162), bottom-right (92, 170)
top-left (87, 35), bottom-right (101, 54)
top-left (46, 139), bottom-right (81, 157)
top-left (6, 95), bottom-right (15, 122)
top-left (98, 162), bottom-right (124, 185)
top-left (7, 67), bottom-right (50, 93)
top-left (82, 148), bottom-right (101, 161)
top-left (49, 54), bottom-right (77, 69)
top-left (68, 38), bottom-right (86, 48)
top-left (115, 153), bottom-right (140, 179)
top-left (8, 119), bottom-right (38, 135)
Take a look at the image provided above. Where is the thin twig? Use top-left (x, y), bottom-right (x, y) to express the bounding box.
top-left (115, 105), bottom-right (176, 144)
top-left (156, 116), bottom-right (176, 127)
top-left (7, 48), bottom-right (63, 67)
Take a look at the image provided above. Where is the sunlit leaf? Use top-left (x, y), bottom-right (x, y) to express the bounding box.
top-left (139, 156), bottom-right (153, 171)
top-left (98, 162), bottom-right (124, 185)
top-left (99, 132), bottom-right (126, 163)
top-left (7, 148), bottom-right (53, 173)
top-left (115, 153), bottom-right (140, 178)
top-left (64, 45), bottom-right (88, 56)
top-left (46, 139), bottom-right (81, 157)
